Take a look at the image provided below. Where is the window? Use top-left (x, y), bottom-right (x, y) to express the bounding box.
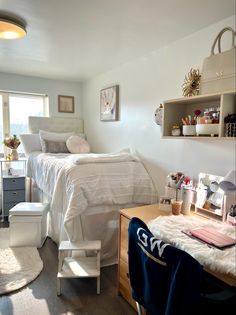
top-left (0, 92), bottom-right (48, 155)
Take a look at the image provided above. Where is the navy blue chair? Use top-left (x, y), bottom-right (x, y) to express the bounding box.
top-left (128, 217), bottom-right (236, 315)
top-left (128, 217), bottom-right (203, 315)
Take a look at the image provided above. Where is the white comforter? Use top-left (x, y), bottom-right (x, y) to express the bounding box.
top-left (27, 151), bottom-right (157, 262)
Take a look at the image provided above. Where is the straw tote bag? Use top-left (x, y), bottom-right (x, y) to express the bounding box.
top-left (200, 27), bottom-right (236, 95)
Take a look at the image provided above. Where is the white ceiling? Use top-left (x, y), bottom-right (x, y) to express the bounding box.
top-left (0, 0), bottom-right (235, 82)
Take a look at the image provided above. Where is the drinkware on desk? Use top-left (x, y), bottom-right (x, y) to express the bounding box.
top-left (171, 199), bottom-right (183, 215)
top-left (181, 189), bottom-right (193, 215)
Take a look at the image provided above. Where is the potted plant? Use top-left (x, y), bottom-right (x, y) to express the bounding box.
top-left (3, 135), bottom-right (21, 160)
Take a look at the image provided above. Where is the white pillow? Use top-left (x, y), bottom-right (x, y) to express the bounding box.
top-left (39, 130), bottom-right (75, 142)
top-left (20, 134), bottom-right (42, 156)
top-left (66, 135), bottom-right (90, 154)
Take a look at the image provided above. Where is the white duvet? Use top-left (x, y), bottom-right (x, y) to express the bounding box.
top-left (27, 151), bottom-right (157, 263)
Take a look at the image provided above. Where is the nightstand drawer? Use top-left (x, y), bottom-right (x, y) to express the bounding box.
top-left (3, 177), bottom-right (25, 191)
top-left (3, 190), bottom-right (25, 203)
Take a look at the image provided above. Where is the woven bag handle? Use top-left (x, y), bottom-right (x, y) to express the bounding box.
top-left (211, 26), bottom-right (236, 55)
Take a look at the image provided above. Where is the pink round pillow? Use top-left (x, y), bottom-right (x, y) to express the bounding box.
top-left (66, 135), bottom-right (90, 154)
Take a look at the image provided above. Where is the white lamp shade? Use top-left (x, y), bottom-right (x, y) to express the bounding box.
top-left (219, 170), bottom-right (236, 192)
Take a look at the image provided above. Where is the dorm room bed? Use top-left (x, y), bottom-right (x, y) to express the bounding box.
top-left (23, 116), bottom-right (157, 266)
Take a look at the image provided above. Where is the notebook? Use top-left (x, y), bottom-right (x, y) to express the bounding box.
top-left (188, 227), bottom-right (236, 249)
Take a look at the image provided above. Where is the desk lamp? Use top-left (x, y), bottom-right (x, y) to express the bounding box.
top-left (219, 170), bottom-right (236, 222)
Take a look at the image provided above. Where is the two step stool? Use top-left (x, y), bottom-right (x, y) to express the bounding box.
top-left (57, 240), bottom-right (101, 295)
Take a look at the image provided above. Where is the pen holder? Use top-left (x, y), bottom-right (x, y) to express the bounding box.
top-left (182, 125), bottom-right (196, 136)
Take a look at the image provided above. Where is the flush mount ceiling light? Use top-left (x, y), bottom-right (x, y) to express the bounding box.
top-left (0, 17), bottom-right (26, 39)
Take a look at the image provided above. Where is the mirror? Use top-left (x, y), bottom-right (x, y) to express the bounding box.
top-left (196, 173), bottom-right (224, 218)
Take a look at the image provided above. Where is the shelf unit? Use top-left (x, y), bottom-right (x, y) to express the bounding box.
top-left (162, 91), bottom-right (236, 139)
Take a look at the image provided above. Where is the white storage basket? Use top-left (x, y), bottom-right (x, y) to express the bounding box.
top-left (9, 202), bottom-right (49, 248)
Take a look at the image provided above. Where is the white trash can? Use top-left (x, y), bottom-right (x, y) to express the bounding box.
top-left (9, 202), bottom-right (49, 248)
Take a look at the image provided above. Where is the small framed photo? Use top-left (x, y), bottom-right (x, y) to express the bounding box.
top-left (159, 197), bottom-right (171, 205)
top-left (100, 85), bottom-right (119, 121)
top-left (159, 196), bottom-right (172, 212)
top-left (58, 95), bottom-right (74, 113)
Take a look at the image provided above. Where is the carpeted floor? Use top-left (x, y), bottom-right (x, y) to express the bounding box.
top-left (0, 228), bottom-right (43, 295)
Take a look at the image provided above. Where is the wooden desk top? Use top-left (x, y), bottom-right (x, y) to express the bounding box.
top-left (120, 204), bottom-right (170, 222)
top-left (120, 204), bottom-right (236, 287)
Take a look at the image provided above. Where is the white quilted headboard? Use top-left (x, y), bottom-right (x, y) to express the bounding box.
top-left (28, 116), bottom-right (84, 133)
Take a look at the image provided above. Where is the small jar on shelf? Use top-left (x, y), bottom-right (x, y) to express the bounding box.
top-left (171, 125), bottom-right (181, 136)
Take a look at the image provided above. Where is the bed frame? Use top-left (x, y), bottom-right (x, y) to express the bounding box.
top-left (28, 116), bottom-right (84, 134)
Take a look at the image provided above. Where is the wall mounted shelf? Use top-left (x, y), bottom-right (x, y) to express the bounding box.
top-left (162, 91), bottom-right (236, 139)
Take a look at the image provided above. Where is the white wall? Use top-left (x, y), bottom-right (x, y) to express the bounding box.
top-left (0, 73), bottom-right (82, 117)
top-left (82, 15), bottom-right (236, 196)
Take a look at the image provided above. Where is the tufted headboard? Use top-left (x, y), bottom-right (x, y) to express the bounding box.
top-left (28, 116), bottom-right (84, 133)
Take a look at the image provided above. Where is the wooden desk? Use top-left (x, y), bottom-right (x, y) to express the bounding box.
top-left (117, 204), bottom-right (236, 311)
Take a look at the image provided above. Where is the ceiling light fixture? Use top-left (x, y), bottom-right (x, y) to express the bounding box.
top-left (0, 17), bottom-right (26, 39)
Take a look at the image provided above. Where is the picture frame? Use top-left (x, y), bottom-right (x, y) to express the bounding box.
top-left (58, 95), bottom-right (74, 113)
top-left (100, 85), bottom-right (119, 121)
top-left (159, 196), bottom-right (171, 204)
top-left (159, 196), bottom-right (172, 212)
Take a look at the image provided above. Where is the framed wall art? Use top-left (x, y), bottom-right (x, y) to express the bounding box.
top-left (58, 95), bottom-right (74, 113)
top-left (100, 85), bottom-right (119, 121)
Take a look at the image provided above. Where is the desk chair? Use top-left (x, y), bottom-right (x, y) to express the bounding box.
top-left (128, 217), bottom-right (203, 315)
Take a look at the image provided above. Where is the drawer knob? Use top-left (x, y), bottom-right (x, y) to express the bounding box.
top-left (126, 272), bottom-right (130, 279)
top-left (12, 180), bottom-right (16, 183)
top-left (12, 192), bottom-right (17, 195)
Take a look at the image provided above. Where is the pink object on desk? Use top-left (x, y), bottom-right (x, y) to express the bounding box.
top-left (190, 227), bottom-right (236, 249)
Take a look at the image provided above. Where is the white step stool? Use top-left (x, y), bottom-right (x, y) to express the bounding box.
top-left (57, 240), bottom-right (101, 296)
top-left (9, 202), bottom-right (49, 248)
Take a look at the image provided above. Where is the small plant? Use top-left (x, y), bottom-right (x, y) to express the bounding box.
top-left (182, 68), bottom-right (201, 97)
top-left (3, 135), bottom-right (21, 149)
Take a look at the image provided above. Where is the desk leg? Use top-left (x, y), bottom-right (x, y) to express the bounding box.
top-left (57, 278), bottom-right (61, 296)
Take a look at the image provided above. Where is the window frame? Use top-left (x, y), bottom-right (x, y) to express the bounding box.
top-left (0, 91), bottom-right (48, 157)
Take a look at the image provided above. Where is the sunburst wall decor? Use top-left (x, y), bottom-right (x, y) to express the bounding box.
top-left (182, 68), bottom-right (201, 97)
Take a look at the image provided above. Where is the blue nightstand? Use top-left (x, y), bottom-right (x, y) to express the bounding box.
top-left (0, 159), bottom-right (27, 221)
